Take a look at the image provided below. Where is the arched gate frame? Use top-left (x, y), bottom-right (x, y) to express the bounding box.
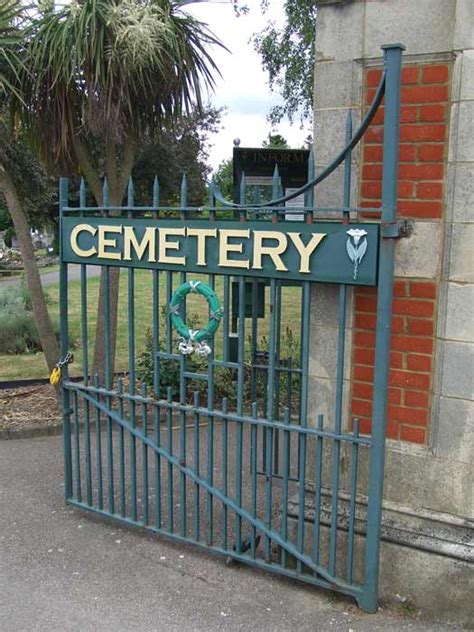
top-left (59, 45), bottom-right (404, 612)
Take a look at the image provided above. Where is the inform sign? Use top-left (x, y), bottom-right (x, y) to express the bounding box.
top-left (62, 218), bottom-right (379, 285)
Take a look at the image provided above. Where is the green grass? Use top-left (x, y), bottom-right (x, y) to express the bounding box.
top-left (0, 270), bottom-right (303, 381)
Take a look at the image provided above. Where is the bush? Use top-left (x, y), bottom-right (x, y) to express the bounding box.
top-left (0, 282), bottom-right (34, 312)
top-left (0, 310), bottom-right (54, 354)
top-left (0, 283), bottom-right (72, 355)
top-left (137, 311), bottom-right (208, 400)
top-left (137, 316), bottom-right (301, 413)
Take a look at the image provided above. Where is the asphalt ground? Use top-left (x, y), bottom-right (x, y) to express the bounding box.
top-left (0, 264), bottom-right (101, 288)
top-left (0, 434), bottom-right (465, 631)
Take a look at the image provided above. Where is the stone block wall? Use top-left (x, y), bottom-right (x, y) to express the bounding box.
top-left (307, 0), bottom-right (473, 620)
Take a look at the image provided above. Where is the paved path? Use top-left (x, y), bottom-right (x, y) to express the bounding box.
top-left (0, 436), bottom-right (462, 632)
top-left (0, 264), bottom-right (101, 288)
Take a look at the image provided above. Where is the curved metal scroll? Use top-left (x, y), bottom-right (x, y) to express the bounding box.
top-left (211, 69), bottom-right (387, 209)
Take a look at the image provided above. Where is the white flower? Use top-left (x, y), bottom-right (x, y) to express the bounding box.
top-left (347, 228), bottom-right (368, 245)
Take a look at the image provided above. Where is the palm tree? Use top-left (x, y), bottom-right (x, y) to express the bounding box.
top-left (0, 0), bottom-right (60, 373)
top-left (20, 0), bottom-right (223, 380)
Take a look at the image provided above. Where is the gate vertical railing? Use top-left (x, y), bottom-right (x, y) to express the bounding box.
top-left (362, 43), bottom-right (404, 612)
top-left (58, 44), bottom-right (404, 613)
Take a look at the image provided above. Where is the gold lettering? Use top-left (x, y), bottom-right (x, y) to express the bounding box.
top-left (123, 226), bottom-right (156, 262)
top-left (288, 232), bottom-right (326, 273)
top-left (187, 228), bottom-right (217, 266)
top-left (218, 229), bottom-right (250, 269)
top-left (252, 231), bottom-right (288, 271)
top-left (70, 223), bottom-right (97, 258)
top-left (98, 225), bottom-right (122, 260)
top-left (158, 227), bottom-right (186, 265)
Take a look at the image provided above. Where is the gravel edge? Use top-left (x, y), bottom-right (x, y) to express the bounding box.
top-left (0, 422), bottom-right (63, 440)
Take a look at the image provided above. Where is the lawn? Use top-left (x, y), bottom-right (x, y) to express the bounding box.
top-left (0, 269), bottom-right (303, 381)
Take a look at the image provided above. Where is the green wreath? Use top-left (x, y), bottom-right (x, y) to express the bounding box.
top-left (169, 280), bottom-right (223, 356)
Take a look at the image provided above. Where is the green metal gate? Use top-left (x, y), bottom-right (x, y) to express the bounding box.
top-left (59, 44), bottom-right (403, 612)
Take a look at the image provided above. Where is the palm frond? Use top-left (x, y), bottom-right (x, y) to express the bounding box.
top-left (19, 0), bottom-right (226, 162)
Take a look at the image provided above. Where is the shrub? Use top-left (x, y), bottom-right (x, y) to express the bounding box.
top-left (137, 316), bottom-right (301, 413)
top-left (0, 283), bottom-right (72, 355)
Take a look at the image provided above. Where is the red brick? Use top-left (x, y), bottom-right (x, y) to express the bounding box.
top-left (354, 365), bottom-right (374, 382)
top-left (409, 281), bottom-right (437, 299)
top-left (389, 387), bottom-right (402, 404)
top-left (364, 145), bottom-right (383, 162)
top-left (391, 335), bottom-right (434, 354)
top-left (390, 351), bottom-right (403, 369)
top-left (357, 286), bottom-right (377, 296)
top-left (422, 64), bottom-right (449, 84)
top-left (398, 200), bottom-right (442, 219)
top-left (400, 124), bottom-right (446, 142)
top-left (389, 370), bottom-right (431, 390)
top-left (372, 107), bottom-right (385, 125)
top-left (386, 421), bottom-right (399, 440)
top-left (352, 399), bottom-right (372, 416)
top-left (400, 426), bottom-right (426, 443)
top-left (355, 295), bottom-right (378, 313)
top-left (365, 88), bottom-right (377, 105)
top-left (398, 181), bottom-right (414, 198)
top-left (355, 314), bottom-right (377, 330)
top-left (391, 316), bottom-right (405, 334)
top-left (406, 354), bottom-right (432, 372)
top-left (407, 319), bottom-right (434, 336)
top-left (401, 85), bottom-right (449, 103)
top-left (398, 163), bottom-right (444, 180)
top-left (404, 390), bottom-right (429, 408)
top-left (354, 348), bottom-right (375, 365)
top-left (362, 164), bottom-right (383, 180)
top-left (417, 182), bottom-right (443, 199)
top-left (358, 418), bottom-right (372, 435)
top-left (418, 144), bottom-right (444, 162)
top-left (388, 405), bottom-right (428, 425)
top-left (354, 331), bottom-right (376, 347)
top-left (361, 181), bottom-right (382, 199)
top-left (365, 126), bottom-right (384, 143)
top-left (360, 199), bottom-right (381, 210)
top-left (419, 104), bottom-right (446, 122)
top-left (352, 382), bottom-right (373, 400)
top-left (401, 66), bottom-right (419, 84)
top-left (366, 68), bottom-right (383, 87)
top-left (401, 106), bottom-right (418, 123)
top-left (393, 280), bottom-right (408, 297)
top-left (399, 144), bottom-right (416, 162)
top-left (392, 298), bottom-right (434, 318)
top-left (359, 209), bottom-right (382, 218)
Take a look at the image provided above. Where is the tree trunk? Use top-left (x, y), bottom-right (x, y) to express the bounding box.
top-left (0, 161), bottom-right (59, 372)
top-left (92, 194), bottom-right (121, 387)
top-left (74, 136), bottom-right (136, 386)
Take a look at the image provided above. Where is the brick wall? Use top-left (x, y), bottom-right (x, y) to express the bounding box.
top-left (351, 63), bottom-right (449, 444)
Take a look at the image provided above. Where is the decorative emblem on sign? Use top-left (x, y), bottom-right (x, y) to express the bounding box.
top-left (346, 228), bottom-right (368, 281)
top-left (169, 281), bottom-right (223, 356)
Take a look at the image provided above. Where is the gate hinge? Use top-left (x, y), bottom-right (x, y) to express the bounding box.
top-left (381, 219), bottom-right (414, 239)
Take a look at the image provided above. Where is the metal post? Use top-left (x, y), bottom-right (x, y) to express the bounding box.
top-left (360, 43), bottom-right (404, 613)
top-left (59, 177), bottom-right (73, 501)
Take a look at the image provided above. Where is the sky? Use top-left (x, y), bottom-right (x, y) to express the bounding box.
top-left (184, 1), bottom-right (311, 172)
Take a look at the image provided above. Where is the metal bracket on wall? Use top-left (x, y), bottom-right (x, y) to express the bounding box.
top-left (381, 219), bottom-right (414, 239)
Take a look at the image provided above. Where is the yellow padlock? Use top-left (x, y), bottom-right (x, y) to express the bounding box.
top-left (49, 366), bottom-right (61, 386)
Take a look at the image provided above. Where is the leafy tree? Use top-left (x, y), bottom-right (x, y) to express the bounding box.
top-left (19, 0), bottom-right (223, 379)
top-left (213, 158), bottom-right (233, 200)
top-left (262, 133), bottom-right (289, 148)
top-left (0, 0), bottom-right (60, 371)
top-left (132, 106), bottom-right (222, 207)
top-left (252, 0), bottom-right (317, 125)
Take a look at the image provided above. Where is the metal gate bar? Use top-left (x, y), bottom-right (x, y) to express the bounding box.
top-left (59, 44), bottom-right (403, 612)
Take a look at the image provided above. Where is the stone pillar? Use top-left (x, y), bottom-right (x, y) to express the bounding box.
top-left (304, 0), bottom-right (473, 622)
